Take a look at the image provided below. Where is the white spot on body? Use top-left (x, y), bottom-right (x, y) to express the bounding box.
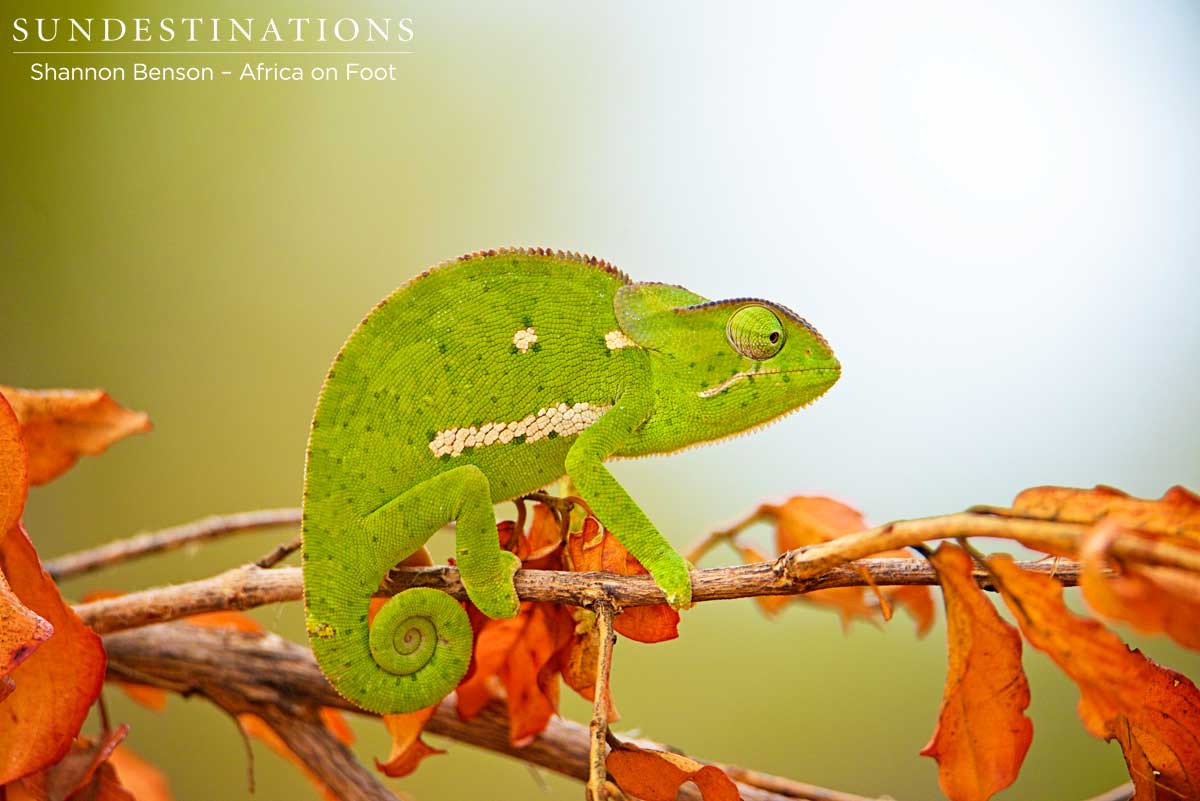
top-left (428, 401), bottom-right (610, 457)
top-left (513, 327), bottom-right (538, 353)
top-left (605, 329), bottom-right (638, 350)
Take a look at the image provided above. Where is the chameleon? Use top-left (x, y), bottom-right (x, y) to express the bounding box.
top-left (301, 247), bottom-right (841, 714)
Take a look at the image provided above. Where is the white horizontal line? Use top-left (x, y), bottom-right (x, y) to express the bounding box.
top-left (12, 50), bottom-right (414, 55)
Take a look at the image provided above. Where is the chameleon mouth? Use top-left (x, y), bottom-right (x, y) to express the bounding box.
top-left (696, 366), bottom-right (841, 399)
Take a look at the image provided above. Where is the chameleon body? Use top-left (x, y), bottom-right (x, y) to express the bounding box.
top-left (302, 247), bottom-right (840, 714)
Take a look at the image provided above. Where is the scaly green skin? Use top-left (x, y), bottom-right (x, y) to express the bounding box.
top-left (302, 247), bottom-right (840, 714)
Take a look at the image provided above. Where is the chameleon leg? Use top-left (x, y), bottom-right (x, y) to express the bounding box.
top-left (304, 464), bottom-right (519, 714)
top-left (565, 394), bottom-right (693, 608)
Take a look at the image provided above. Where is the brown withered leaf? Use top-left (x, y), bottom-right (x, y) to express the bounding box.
top-left (921, 545), bottom-right (1032, 801)
top-left (0, 386), bottom-right (151, 486)
top-left (1011, 485), bottom-right (1200, 543)
top-left (1081, 519), bottom-right (1200, 651)
top-left (989, 554), bottom-right (1200, 800)
top-left (376, 706), bottom-right (444, 778)
top-left (607, 742), bottom-right (741, 801)
top-left (0, 526), bottom-right (106, 784)
top-left (108, 745), bottom-right (174, 801)
top-left (566, 516), bottom-right (679, 643)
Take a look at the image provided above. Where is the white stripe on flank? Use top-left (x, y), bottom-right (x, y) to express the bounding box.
top-left (429, 401), bottom-right (611, 458)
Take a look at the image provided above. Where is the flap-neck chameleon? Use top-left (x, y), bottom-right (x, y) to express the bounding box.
top-left (302, 247), bottom-right (840, 713)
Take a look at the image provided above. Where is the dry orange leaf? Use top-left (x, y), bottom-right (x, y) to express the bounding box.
top-left (7, 725), bottom-right (131, 801)
top-left (1080, 520), bottom-right (1200, 651)
top-left (606, 743), bottom-right (741, 801)
top-left (566, 516), bottom-right (678, 643)
top-left (1011, 485), bottom-right (1200, 543)
top-left (989, 554), bottom-right (1200, 799)
top-left (0, 569), bottom-right (52, 680)
top-left (0, 393), bottom-right (28, 538)
top-left (108, 744), bottom-right (174, 801)
top-left (0, 526), bottom-right (106, 784)
top-left (376, 706), bottom-right (444, 778)
top-left (557, 607), bottom-right (618, 720)
top-left (0, 386), bottom-right (151, 486)
top-left (0, 392), bottom-right (50, 683)
top-left (921, 545), bottom-right (1032, 801)
top-left (456, 601), bottom-right (574, 745)
top-left (745, 497), bottom-right (934, 634)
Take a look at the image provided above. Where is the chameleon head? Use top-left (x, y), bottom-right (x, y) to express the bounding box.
top-left (613, 283), bottom-right (840, 455)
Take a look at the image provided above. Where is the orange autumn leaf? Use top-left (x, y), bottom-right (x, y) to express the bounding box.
top-left (889, 584), bottom-right (936, 638)
top-left (0, 569), bottom-right (52, 680)
top-left (0, 526), bottom-right (106, 784)
top-left (606, 743), bottom-right (741, 801)
top-left (8, 725), bottom-right (131, 801)
top-left (743, 498), bottom-right (934, 634)
top-left (757, 495), bottom-right (867, 552)
top-left (566, 516), bottom-right (678, 643)
top-left (319, 707), bottom-right (356, 747)
top-left (1080, 520), bottom-right (1200, 651)
top-left (0, 392), bottom-right (51, 683)
top-left (108, 744), bottom-right (175, 801)
top-left (0, 392), bottom-right (28, 540)
top-left (1011, 485), bottom-right (1200, 543)
top-left (0, 386), bottom-right (151, 486)
top-left (376, 706), bottom-right (444, 778)
top-left (456, 601), bottom-right (574, 745)
top-left (989, 554), bottom-right (1200, 799)
top-left (921, 545), bottom-right (1032, 801)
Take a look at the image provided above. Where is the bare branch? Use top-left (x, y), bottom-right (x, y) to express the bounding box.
top-left (258, 707), bottom-right (398, 801)
top-left (45, 508), bottom-right (301, 580)
top-left (75, 555), bottom-right (1088, 636)
top-left (75, 556), bottom-right (1087, 636)
top-left (101, 623), bottom-right (869, 801)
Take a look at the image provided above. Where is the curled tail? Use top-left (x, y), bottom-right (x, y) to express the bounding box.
top-left (303, 548), bottom-right (473, 714)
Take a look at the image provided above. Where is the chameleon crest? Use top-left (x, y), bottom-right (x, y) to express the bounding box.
top-left (302, 247), bottom-right (840, 713)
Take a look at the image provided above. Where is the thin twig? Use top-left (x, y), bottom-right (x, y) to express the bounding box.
top-left (74, 557), bottom-right (1089, 636)
top-left (1079, 783), bottom-right (1134, 801)
top-left (45, 508), bottom-right (301, 580)
top-left (587, 601), bottom-right (617, 801)
top-left (255, 535), bottom-right (302, 569)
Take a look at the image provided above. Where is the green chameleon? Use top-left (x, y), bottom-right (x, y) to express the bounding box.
top-left (302, 247), bottom-right (840, 714)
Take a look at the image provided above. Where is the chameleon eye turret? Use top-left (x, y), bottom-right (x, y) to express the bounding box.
top-left (726, 304), bottom-right (786, 360)
top-left (301, 248), bottom-right (838, 714)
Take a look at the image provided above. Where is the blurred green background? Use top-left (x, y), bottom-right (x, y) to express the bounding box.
top-left (3, 1), bottom-right (1198, 799)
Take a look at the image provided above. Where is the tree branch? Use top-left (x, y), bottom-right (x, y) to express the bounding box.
top-left (101, 623), bottom-right (869, 801)
top-left (74, 557), bottom-right (1085, 636)
top-left (44, 508), bottom-right (301, 581)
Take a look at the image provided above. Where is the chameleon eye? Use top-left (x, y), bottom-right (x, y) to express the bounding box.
top-left (726, 304), bottom-right (785, 360)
